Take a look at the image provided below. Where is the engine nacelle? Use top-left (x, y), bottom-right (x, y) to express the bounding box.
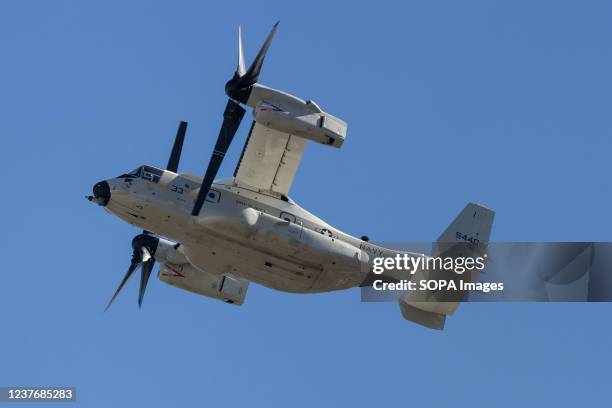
top-left (157, 263), bottom-right (249, 305)
top-left (152, 237), bottom-right (189, 265)
top-left (248, 84), bottom-right (347, 148)
top-left (141, 236), bottom-right (248, 304)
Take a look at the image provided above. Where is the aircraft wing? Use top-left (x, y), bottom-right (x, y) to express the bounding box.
top-left (233, 121), bottom-right (307, 197)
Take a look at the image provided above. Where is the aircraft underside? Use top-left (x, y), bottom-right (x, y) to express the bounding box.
top-left (105, 185), bottom-right (366, 294)
top-left (180, 233), bottom-right (365, 294)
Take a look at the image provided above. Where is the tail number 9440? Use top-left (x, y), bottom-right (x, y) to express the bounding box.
top-left (456, 232), bottom-right (480, 246)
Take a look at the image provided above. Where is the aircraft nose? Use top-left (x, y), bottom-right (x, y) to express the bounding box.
top-left (92, 181), bottom-right (110, 206)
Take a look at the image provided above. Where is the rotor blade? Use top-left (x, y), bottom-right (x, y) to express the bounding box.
top-left (237, 26), bottom-right (246, 77)
top-left (138, 257), bottom-right (155, 308)
top-left (105, 260), bottom-right (140, 311)
top-left (242, 21), bottom-right (279, 86)
top-left (192, 99), bottom-right (245, 216)
top-left (166, 121), bottom-right (187, 172)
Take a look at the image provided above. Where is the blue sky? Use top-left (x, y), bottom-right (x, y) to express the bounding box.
top-left (1, 0), bottom-right (611, 406)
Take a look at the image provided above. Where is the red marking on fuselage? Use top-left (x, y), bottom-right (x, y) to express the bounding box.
top-left (161, 265), bottom-right (185, 278)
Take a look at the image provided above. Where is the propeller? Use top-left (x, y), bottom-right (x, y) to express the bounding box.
top-left (192, 100), bottom-right (245, 215)
top-left (225, 21), bottom-right (279, 103)
top-left (166, 121), bottom-right (187, 173)
top-left (105, 121), bottom-right (188, 310)
top-left (192, 22), bottom-right (279, 216)
top-left (105, 234), bottom-right (159, 311)
top-left (237, 25), bottom-right (246, 77)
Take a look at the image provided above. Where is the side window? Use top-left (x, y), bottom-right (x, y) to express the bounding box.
top-left (142, 171), bottom-right (160, 183)
top-left (205, 189), bottom-right (221, 203)
top-left (280, 212), bottom-right (296, 223)
top-left (142, 166), bottom-right (163, 183)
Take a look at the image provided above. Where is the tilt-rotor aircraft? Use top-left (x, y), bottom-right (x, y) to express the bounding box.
top-left (88, 23), bottom-right (494, 330)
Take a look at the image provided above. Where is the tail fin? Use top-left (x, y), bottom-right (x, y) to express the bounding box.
top-left (399, 203), bottom-right (495, 330)
top-left (434, 202), bottom-right (495, 256)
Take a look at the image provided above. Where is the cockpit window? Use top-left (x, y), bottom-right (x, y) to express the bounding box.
top-left (118, 167), bottom-right (142, 179)
top-left (118, 165), bottom-right (163, 183)
top-left (142, 165), bottom-right (163, 183)
top-left (128, 167), bottom-right (142, 177)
